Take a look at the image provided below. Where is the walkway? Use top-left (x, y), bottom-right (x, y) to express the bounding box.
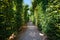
top-left (15, 22), bottom-right (45, 40)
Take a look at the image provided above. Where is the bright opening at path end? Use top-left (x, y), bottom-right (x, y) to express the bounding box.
top-left (23, 0), bottom-right (32, 15)
top-left (23, 0), bottom-right (32, 7)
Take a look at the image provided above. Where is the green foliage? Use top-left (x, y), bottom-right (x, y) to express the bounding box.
top-left (32, 0), bottom-right (60, 40)
top-left (23, 5), bottom-right (29, 23)
top-left (0, 0), bottom-right (16, 40)
top-left (0, 0), bottom-right (28, 40)
top-left (0, 0), bottom-right (29, 39)
top-left (45, 0), bottom-right (60, 40)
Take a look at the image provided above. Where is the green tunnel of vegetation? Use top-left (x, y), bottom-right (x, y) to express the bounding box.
top-left (0, 0), bottom-right (60, 40)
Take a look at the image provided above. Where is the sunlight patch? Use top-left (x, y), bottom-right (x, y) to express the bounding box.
top-left (39, 33), bottom-right (44, 36)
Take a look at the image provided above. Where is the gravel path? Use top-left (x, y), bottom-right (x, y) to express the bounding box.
top-left (15, 22), bottom-right (45, 40)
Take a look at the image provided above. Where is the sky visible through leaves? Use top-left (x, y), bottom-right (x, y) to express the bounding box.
top-left (23, 0), bottom-right (32, 15)
top-left (23, 0), bottom-right (32, 7)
